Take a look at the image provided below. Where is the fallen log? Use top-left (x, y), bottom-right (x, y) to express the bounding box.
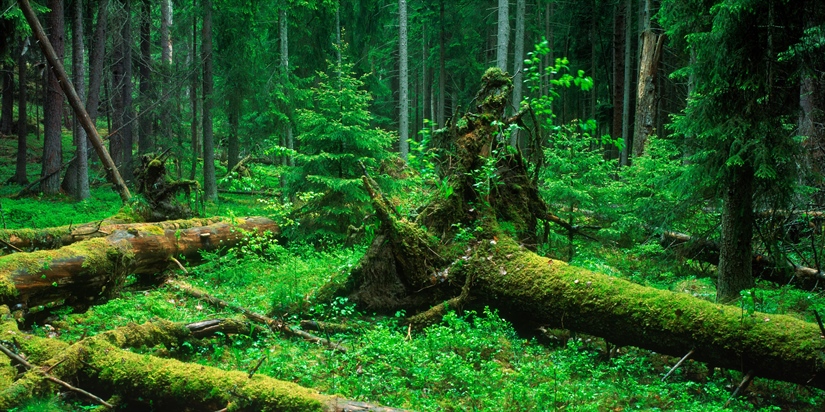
top-left (0, 216), bottom-right (225, 252)
top-left (0, 216), bottom-right (278, 312)
top-left (660, 230), bottom-right (825, 286)
top-left (0, 306), bottom-right (407, 411)
top-left (332, 68), bottom-right (825, 392)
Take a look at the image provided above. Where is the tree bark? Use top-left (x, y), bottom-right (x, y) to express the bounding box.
top-left (71, 0), bottom-right (91, 200)
top-left (496, 0), bottom-right (509, 71)
top-left (437, 0), bottom-right (446, 128)
top-left (717, 164), bottom-right (755, 302)
top-left (86, 0), bottom-right (108, 131)
top-left (189, 2), bottom-right (200, 181)
top-left (0, 217), bottom-right (278, 311)
top-left (509, 0), bottom-right (525, 149)
top-left (660, 230), bottom-right (825, 288)
top-left (138, 0), bottom-right (153, 155)
top-left (399, 0), bottom-right (409, 161)
top-left (0, 216), bottom-right (226, 251)
top-left (621, 0), bottom-right (633, 166)
top-left (159, 0), bottom-right (173, 146)
top-left (0, 59), bottom-right (13, 135)
top-left (631, 0), bottom-right (663, 159)
top-left (202, 0), bottom-right (217, 201)
top-left (279, 8), bottom-right (294, 168)
top-left (41, 0), bottom-right (65, 195)
top-left (612, 0), bottom-right (626, 159)
top-left (13, 36), bottom-right (28, 185)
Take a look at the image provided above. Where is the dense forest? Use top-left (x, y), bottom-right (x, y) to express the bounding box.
top-left (0, 0), bottom-right (824, 410)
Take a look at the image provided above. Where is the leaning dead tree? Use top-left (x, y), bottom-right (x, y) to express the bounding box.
top-left (324, 68), bottom-right (825, 390)
top-left (0, 217), bottom-right (278, 313)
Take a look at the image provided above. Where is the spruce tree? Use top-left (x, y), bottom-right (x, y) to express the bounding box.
top-left (293, 55), bottom-right (395, 242)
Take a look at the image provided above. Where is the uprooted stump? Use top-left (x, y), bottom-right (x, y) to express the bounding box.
top-left (325, 68), bottom-right (825, 391)
top-left (134, 152), bottom-right (200, 222)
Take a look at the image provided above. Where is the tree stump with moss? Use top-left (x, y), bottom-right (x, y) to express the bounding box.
top-left (323, 68), bottom-right (825, 391)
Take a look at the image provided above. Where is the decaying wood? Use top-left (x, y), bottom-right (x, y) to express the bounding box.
top-left (0, 216), bottom-right (224, 252)
top-left (0, 217), bottom-right (278, 312)
top-left (0, 306), bottom-right (405, 411)
top-left (169, 279), bottom-right (347, 352)
top-left (332, 68), bottom-right (825, 392)
top-left (0, 341), bottom-right (114, 408)
top-left (660, 230), bottom-right (825, 286)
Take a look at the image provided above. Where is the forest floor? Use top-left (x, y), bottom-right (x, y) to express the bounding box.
top-left (0, 133), bottom-right (823, 411)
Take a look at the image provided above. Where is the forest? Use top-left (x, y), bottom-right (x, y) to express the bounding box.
top-left (0, 0), bottom-right (824, 410)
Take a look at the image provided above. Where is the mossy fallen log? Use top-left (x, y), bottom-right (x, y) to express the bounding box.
top-left (336, 68), bottom-right (825, 392)
top-left (0, 306), bottom-right (406, 411)
top-left (0, 216), bottom-right (225, 252)
top-left (0, 216), bottom-right (278, 312)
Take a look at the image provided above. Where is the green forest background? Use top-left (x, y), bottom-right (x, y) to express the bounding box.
top-left (0, 0), bottom-right (824, 410)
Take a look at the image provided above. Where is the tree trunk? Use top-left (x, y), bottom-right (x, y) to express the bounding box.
top-left (121, 0), bottom-right (135, 182)
top-left (227, 91), bottom-right (241, 172)
top-left (202, 0), bottom-right (216, 201)
top-left (189, 2), bottom-right (199, 181)
top-left (0, 217), bottom-right (278, 311)
top-left (631, 0), bottom-right (663, 159)
top-left (159, 0), bottom-right (173, 146)
top-left (509, 0), bottom-right (525, 149)
top-left (399, 0), bottom-right (409, 161)
top-left (13, 36), bottom-right (28, 185)
top-left (437, 0), bottom-right (446, 128)
top-left (620, 0), bottom-right (633, 166)
top-left (0, 216), bottom-right (227, 252)
top-left (189, 0), bottom-right (201, 180)
top-left (86, 0), bottom-right (108, 132)
top-left (612, 0), bottom-right (626, 158)
top-left (138, 0), bottom-right (153, 155)
top-left (717, 164), bottom-right (756, 302)
top-left (496, 0), bottom-right (509, 71)
top-left (41, 0), bottom-right (65, 195)
top-left (71, 0), bottom-right (90, 200)
top-left (279, 8), bottom-right (294, 168)
top-left (0, 60), bottom-right (13, 135)
top-left (0, 313), bottom-right (406, 411)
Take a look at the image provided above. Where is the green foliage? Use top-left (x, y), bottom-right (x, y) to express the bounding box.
top-left (289, 53), bottom-right (395, 243)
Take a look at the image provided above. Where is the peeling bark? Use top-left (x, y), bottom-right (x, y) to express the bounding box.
top-left (0, 217), bottom-right (278, 312)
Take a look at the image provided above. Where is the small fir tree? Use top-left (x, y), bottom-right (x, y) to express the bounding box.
top-left (292, 55), bottom-right (395, 242)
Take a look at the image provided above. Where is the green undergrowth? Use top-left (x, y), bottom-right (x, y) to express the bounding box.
top-left (21, 235), bottom-right (821, 411)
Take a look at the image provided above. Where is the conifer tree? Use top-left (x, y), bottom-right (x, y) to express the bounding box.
top-left (294, 54), bottom-right (395, 242)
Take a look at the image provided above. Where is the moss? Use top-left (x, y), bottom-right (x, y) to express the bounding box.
top-left (457, 236), bottom-right (825, 387)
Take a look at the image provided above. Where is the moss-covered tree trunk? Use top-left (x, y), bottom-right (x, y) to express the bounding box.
top-left (332, 68), bottom-right (825, 391)
top-left (0, 217), bottom-right (278, 313)
top-left (0, 306), bottom-right (405, 411)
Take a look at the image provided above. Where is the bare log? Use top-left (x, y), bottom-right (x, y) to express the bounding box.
top-left (0, 217), bottom-right (278, 311)
top-left (661, 230), bottom-right (825, 285)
